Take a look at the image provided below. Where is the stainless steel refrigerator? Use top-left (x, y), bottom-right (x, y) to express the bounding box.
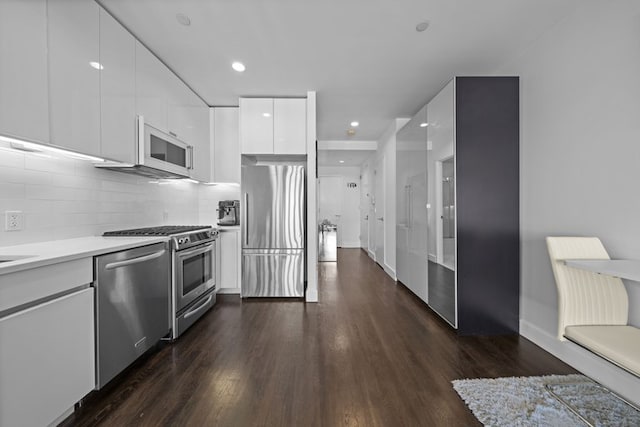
top-left (241, 164), bottom-right (305, 297)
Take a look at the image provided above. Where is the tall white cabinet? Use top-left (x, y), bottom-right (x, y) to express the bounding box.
top-left (47, 0), bottom-right (101, 157)
top-left (0, 0), bottom-right (50, 144)
top-left (212, 107), bottom-right (240, 183)
top-left (99, 8), bottom-right (136, 163)
top-left (395, 105), bottom-right (429, 303)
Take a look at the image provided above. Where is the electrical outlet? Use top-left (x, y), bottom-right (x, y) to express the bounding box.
top-left (5, 211), bottom-right (24, 231)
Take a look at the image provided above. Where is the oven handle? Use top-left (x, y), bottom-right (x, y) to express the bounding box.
top-left (183, 294), bottom-right (213, 319)
top-left (105, 249), bottom-right (166, 270)
top-left (177, 244), bottom-right (214, 259)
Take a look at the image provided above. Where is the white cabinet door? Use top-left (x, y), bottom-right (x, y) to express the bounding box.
top-left (48, 0), bottom-right (101, 156)
top-left (167, 76), bottom-right (210, 181)
top-left (274, 98), bottom-right (306, 154)
top-left (99, 8), bottom-right (136, 163)
top-left (213, 107), bottom-right (240, 183)
top-left (0, 0), bottom-right (49, 144)
top-left (219, 230), bottom-right (240, 291)
top-left (190, 102), bottom-right (211, 182)
top-left (0, 288), bottom-right (95, 427)
top-left (239, 98), bottom-right (274, 154)
top-left (135, 41), bottom-right (170, 132)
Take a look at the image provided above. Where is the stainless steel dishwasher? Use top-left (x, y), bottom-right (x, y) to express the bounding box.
top-left (94, 242), bottom-right (170, 388)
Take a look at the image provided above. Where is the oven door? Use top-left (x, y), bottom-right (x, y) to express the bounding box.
top-left (175, 242), bottom-right (216, 312)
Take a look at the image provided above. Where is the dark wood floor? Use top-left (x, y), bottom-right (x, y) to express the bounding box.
top-left (62, 248), bottom-right (576, 426)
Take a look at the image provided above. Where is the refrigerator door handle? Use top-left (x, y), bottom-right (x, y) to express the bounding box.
top-left (244, 192), bottom-right (249, 246)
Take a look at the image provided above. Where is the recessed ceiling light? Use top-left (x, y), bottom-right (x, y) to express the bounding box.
top-left (232, 61), bottom-right (246, 72)
top-left (89, 61), bottom-right (103, 70)
top-left (350, 121), bottom-right (359, 127)
top-left (416, 21), bottom-right (430, 32)
top-left (176, 13), bottom-right (191, 26)
top-left (339, 160), bottom-right (345, 164)
top-left (263, 112), bottom-right (271, 117)
top-left (420, 122), bottom-right (428, 127)
top-left (347, 129), bottom-right (356, 136)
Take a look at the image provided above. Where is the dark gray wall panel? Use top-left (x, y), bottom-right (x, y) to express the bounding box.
top-left (455, 76), bottom-right (520, 335)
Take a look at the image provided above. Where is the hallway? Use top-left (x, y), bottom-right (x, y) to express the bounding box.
top-left (64, 249), bottom-right (575, 426)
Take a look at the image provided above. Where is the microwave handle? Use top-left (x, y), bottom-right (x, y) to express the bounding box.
top-left (137, 115), bottom-right (145, 164)
top-left (187, 145), bottom-right (194, 170)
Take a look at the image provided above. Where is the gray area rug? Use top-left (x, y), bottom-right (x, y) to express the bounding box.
top-left (452, 374), bottom-right (640, 427)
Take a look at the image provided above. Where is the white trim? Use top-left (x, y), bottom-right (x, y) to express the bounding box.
top-left (367, 249), bottom-right (376, 261)
top-left (520, 319), bottom-right (640, 406)
top-left (305, 288), bottom-right (318, 302)
top-left (217, 288), bottom-right (240, 295)
top-left (383, 263), bottom-right (396, 281)
top-left (339, 241), bottom-right (361, 248)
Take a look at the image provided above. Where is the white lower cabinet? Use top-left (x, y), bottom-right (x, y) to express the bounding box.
top-left (217, 230), bottom-right (240, 293)
top-left (0, 288), bottom-right (95, 427)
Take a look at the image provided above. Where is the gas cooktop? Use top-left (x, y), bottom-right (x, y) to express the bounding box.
top-left (103, 225), bottom-right (212, 236)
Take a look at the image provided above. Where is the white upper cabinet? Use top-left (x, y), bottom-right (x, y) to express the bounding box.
top-left (99, 9), bottom-right (136, 163)
top-left (212, 107), bottom-right (240, 183)
top-left (135, 41), bottom-right (171, 132)
top-left (240, 98), bottom-right (274, 154)
top-left (240, 98), bottom-right (306, 154)
top-left (274, 98), bottom-right (306, 154)
top-left (166, 72), bottom-right (210, 181)
top-left (47, 0), bottom-right (101, 157)
top-left (0, 0), bottom-right (49, 144)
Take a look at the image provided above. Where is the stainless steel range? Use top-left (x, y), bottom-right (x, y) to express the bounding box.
top-left (104, 225), bottom-right (219, 339)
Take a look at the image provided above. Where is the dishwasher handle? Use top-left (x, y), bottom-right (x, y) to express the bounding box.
top-left (105, 249), bottom-right (166, 270)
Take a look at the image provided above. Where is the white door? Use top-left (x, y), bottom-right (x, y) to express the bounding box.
top-left (360, 169), bottom-right (370, 251)
top-left (318, 176), bottom-right (343, 240)
top-left (374, 157), bottom-right (385, 265)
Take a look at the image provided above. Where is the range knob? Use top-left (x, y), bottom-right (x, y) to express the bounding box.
top-left (184, 237), bottom-right (191, 244)
top-left (178, 238), bottom-right (184, 244)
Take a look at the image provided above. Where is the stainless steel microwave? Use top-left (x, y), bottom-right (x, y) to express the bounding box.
top-left (139, 116), bottom-right (193, 177)
top-left (95, 116), bottom-right (193, 179)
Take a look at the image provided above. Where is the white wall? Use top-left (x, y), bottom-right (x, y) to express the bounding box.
top-left (0, 144), bottom-right (235, 246)
top-left (359, 118), bottom-right (409, 279)
top-left (318, 166), bottom-right (361, 248)
top-left (497, 0), bottom-right (640, 403)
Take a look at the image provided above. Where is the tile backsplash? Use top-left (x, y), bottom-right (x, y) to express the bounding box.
top-left (0, 146), bottom-right (239, 246)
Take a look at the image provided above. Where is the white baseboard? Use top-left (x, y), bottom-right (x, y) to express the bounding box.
top-left (520, 319), bottom-right (640, 405)
top-left (367, 249), bottom-right (375, 260)
top-left (428, 253), bottom-right (436, 262)
top-left (339, 241), bottom-right (361, 248)
top-left (217, 288), bottom-right (240, 295)
top-left (305, 289), bottom-right (318, 302)
top-left (383, 263), bottom-right (397, 281)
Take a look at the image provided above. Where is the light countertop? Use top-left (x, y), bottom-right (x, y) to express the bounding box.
top-left (0, 236), bottom-right (169, 275)
top-left (217, 225), bottom-right (241, 231)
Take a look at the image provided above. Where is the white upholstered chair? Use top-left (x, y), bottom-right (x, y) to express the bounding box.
top-left (546, 236), bottom-right (640, 377)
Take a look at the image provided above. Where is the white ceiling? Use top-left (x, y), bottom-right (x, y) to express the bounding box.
top-left (100, 0), bottom-right (579, 141)
top-left (317, 149), bottom-right (375, 167)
